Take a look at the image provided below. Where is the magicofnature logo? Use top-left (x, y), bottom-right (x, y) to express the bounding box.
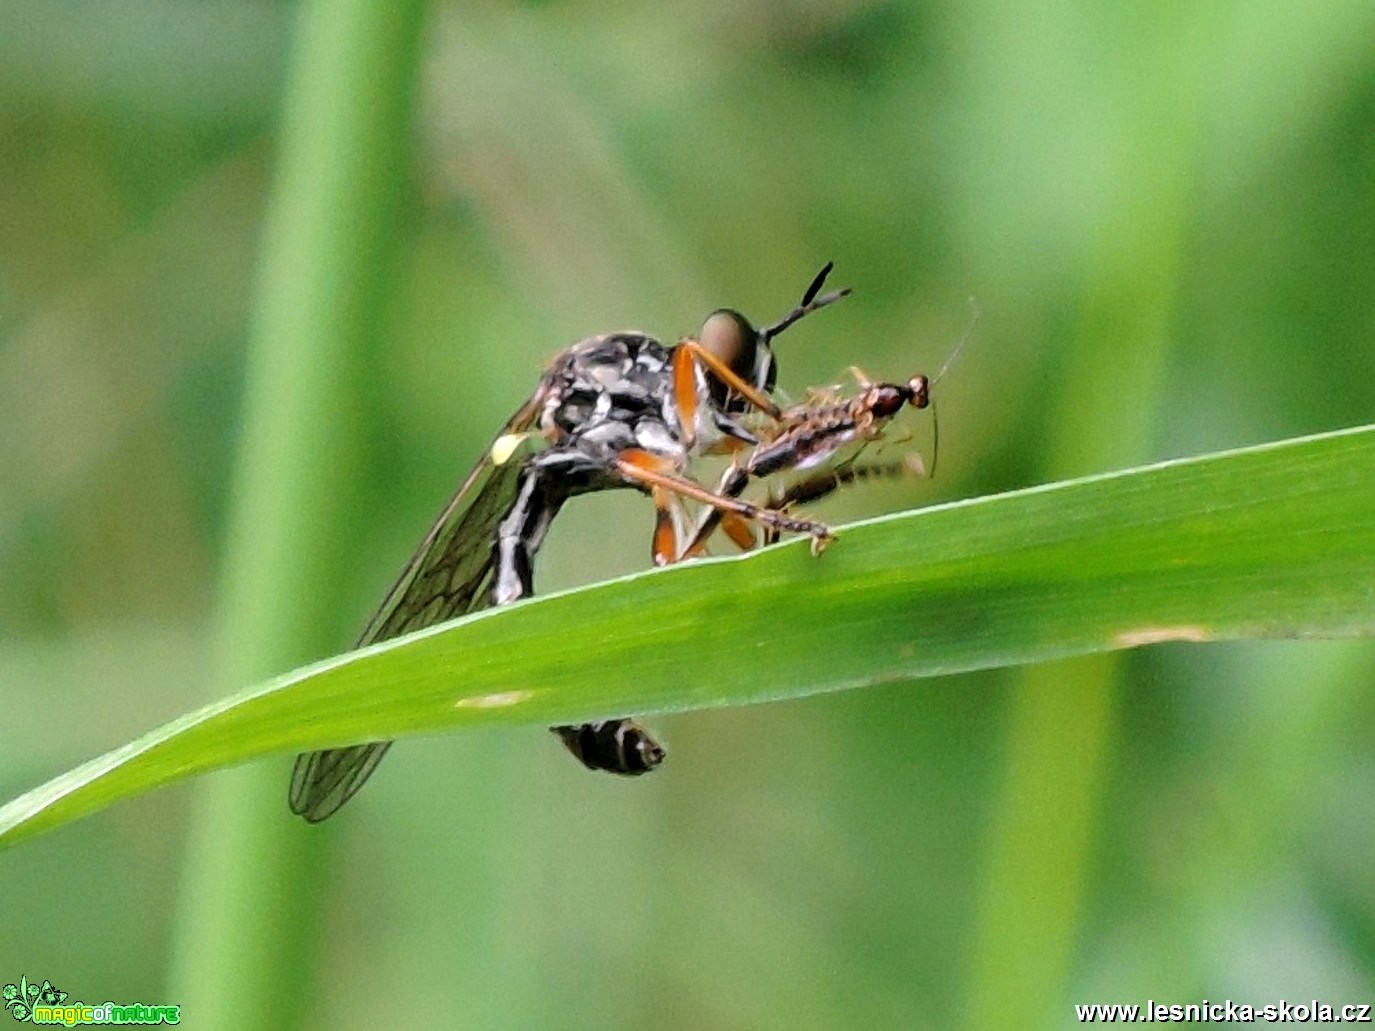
top-left (3, 977), bottom-right (179, 1025)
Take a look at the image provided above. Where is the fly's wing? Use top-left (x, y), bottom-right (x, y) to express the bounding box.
top-left (289, 393), bottom-right (547, 822)
top-left (288, 742), bottom-right (392, 824)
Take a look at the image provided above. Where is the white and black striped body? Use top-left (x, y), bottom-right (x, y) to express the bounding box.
top-left (493, 331), bottom-right (748, 602)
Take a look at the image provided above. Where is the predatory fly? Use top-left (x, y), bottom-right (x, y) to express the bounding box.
top-left (289, 265), bottom-right (853, 822)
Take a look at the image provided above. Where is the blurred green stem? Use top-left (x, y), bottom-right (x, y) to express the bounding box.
top-left (964, 82), bottom-right (1196, 1031)
top-left (167, 0), bottom-right (426, 1025)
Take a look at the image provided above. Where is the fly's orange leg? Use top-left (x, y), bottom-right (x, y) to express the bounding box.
top-left (650, 486), bottom-right (680, 567)
top-left (614, 450), bottom-right (833, 555)
top-left (719, 512), bottom-right (758, 551)
top-left (678, 463), bottom-right (751, 560)
top-left (677, 339), bottom-right (783, 420)
top-left (671, 346), bottom-right (702, 450)
top-left (677, 510), bottom-right (754, 561)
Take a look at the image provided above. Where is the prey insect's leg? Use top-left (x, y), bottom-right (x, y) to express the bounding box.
top-left (766, 456), bottom-right (923, 512)
top-left (682, 457), bottom-right (920, 557)
top-left (758, 457), bottom-right (922, 545)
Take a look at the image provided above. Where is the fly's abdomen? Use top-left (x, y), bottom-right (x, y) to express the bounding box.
top-left (551, 720), bottom-right (666, 775)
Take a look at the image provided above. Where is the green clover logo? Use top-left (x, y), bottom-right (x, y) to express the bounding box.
top-left (3, 978), bottom-right (66, 1022)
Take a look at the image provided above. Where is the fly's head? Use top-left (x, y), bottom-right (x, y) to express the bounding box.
top-left (698, 308), bottom-right (774, 410)
top-left (697, 261), bottom-right (852, 412)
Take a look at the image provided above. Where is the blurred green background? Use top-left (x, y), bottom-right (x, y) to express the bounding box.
top-left (3, 1), bottom-right (1374, 1027)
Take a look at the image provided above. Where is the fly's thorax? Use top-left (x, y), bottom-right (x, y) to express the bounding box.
top-left (538, 331), bottom-right (692, 467)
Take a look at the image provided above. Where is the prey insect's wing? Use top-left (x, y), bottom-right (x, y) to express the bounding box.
top-left (288, 390), bottom-right (549, 822)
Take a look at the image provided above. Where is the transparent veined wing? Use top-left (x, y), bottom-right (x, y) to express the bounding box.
top-left (289, 392), bottom-right (548, 822)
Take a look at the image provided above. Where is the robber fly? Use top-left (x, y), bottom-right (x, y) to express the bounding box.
top-left (289, 265), bottom-right (852, 822)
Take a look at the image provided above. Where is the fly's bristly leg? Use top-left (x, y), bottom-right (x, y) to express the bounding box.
top-left (613, 450), bottom-right (833, 550)
top-left (677, 337), bottom-right (783, 421)
top-left (492, 458), bottom-right (570, 606)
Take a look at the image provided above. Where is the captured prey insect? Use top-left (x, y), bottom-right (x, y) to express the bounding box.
top-left (289, 265), bottom-right (852, 822)
top-left (679, 369), bottom-right (934, 559)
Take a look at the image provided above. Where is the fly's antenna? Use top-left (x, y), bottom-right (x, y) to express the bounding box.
top-left (927, 296), bottom-right (979, 479)
top-left (759, 261), bottom-right (852, 344)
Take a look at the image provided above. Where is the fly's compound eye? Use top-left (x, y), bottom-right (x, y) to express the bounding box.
top-left (699, 309), bottom-right (771, 404)
top-left (700, 309), bottom-right (757, 378)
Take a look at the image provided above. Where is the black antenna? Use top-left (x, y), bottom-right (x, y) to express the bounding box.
top-left (759, 261), bottom-right (852, 344)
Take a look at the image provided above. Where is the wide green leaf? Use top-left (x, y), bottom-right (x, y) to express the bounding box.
top-left (3, 424), bottom-right (1374, 850)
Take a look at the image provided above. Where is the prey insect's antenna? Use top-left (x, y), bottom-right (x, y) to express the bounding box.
top-left (758, 261), bottom-right (853, 344)
top-left (927, 296), bottom-right (979, 479)
top-left (934, 296), bottom-right (979, 386)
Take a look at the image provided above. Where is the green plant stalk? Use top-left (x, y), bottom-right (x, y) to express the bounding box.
top-left (965, 249), bottom-right (1184, 1023)
top-left (164, 0), bottom-right (426, 1025)
top-left (963, 43), bottom-right (1205, 1023)
top-left (3, 424), bottom-right (1374, 853)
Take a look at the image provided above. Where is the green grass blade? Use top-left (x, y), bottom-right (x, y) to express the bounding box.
top-left (164, 0), bottom-right (427, 1022)
top-left (4, 423), bottom-right (1374, 850)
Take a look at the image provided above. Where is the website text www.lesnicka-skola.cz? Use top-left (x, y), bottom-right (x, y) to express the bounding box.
top-left (1075, 999), bottom-right (1372, 1023)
